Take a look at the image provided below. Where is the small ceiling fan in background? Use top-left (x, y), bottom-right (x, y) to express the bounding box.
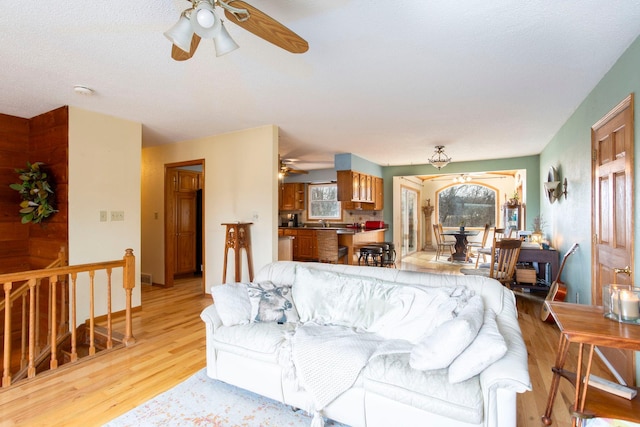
top-left (164, 0), bottom-right (309, 60)
top-left (279, 158), bottom-right (308, 177)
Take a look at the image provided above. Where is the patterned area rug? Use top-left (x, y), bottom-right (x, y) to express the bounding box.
top-left (104, 369), bottom-right (349, 427)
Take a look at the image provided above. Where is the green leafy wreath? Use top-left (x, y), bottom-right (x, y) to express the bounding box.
top-left (9, 162), bottom-right (58, 224)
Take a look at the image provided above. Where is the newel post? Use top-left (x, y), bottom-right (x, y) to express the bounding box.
top-left (122, 248), bottom-right (136, 346)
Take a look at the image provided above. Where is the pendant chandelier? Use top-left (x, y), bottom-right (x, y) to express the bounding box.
top-left (428, 145), bottom-right (452, 169)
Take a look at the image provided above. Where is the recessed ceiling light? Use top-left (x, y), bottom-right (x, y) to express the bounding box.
top-left (73, 85), bottom-right (94, 96)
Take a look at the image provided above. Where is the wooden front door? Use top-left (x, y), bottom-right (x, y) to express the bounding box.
top-left (592, 93), bottom-right (635, 385)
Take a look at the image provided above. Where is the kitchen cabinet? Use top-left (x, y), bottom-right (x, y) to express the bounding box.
top-left (373, 177), bottom-right (384, 210)
top-left (295, 229), bottom-right (317, 261)
top-left (280, 183), bottom-right (305, 211)
top-left (337, 170), bottom-right (359, 202)
top-left (282, 228), bottom-right (317, 261)
top-left (338, 170), bottom-right (383, 210)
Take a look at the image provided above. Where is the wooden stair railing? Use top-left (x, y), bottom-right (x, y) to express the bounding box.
top-left (0, 247), bottom-right (67, 374)
top-left (1, 248), bottom-right (136, 388)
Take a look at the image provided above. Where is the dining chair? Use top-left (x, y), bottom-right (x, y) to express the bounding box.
top-left (316, 229), bottom-right (348, 264)
top-left (465, 223), bottom-right (490, 264)
top-left (489, 238), bottom-right (522, 288)
top-left (433, 224), bottom-right (454, 260)
top-left (460, 238), bottom-right (522, 288)
top-left (437, 223), bottom-right (456, 244)
top-left (475, 226), bottom-right (506, 267)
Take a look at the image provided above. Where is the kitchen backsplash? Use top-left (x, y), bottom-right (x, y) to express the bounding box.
top-left (279, 209), bottom-right (382, 227)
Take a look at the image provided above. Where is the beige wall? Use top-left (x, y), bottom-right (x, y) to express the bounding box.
top-left (68, 107), bottom-right (142, 325)
top-left (141, 125), bottom-right (278, 291)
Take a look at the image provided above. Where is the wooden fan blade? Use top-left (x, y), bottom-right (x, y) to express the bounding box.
top-left (223, 1), bottom-right (308, 53)
top-left (288, 168), bottom-right (308, 174)
top-left (171, 34), bottom-right (201, 61)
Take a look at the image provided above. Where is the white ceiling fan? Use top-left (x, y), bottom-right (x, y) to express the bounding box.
top-left (164, 0), bottom-right (309, 60)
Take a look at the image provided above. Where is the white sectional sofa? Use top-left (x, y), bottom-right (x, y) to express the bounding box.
top-left (200, 261), bottom-right (531, 427)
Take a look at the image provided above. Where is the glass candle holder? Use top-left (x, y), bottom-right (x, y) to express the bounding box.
top-left (603, 284), bottom-right (640, 324)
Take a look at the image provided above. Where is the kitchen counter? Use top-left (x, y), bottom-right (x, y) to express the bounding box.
top-left (279, 226), bottom-right (387, 264)
top-left (278, 226), bottom-right (387, 235)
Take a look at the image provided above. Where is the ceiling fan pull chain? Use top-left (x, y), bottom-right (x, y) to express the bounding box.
top-left (217, 1), bottom-right (250, 22)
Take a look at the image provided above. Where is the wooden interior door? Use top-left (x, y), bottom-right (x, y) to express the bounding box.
top-left (592, 93), bottom-right (635, 385)
top-left (164, 160), bottom-right (205, 291)
top-left (175, 191), bottom-right (196, 275)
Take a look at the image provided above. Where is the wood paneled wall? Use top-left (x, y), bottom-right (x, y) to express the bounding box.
top-left (0, 107), bottom-right (68, 273)
top-left (28, 107), bottom-right (68, 268)
top-left (0, 113), bottom-right (30, 273)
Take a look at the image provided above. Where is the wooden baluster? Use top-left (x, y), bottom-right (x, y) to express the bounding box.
top-left (106, 268), bottom-right (113, 349)
top-left (3, 282), bottom-right (13, 387)
top-left (35, 279), bottom-right (41, 354)
top-left (27, 278), bottom-right (36, 378)
top-left (49, 276), bottom-right (58, 370)
top-left (70, 273), bottom-right (78, 362)
top-left (89, 270), bottom-right (95, 356)
top-left (58, 275), bottom-right (66, 336)
top-left (20, 293), bottom-right (27, 369)
top-left (122, 249), bottom-right (136, 346)
top-left (46, 278), bottom-right (52, 346)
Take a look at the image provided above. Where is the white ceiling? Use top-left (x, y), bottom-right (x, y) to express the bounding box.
top-left (3, 1), bottom-right (640, 171)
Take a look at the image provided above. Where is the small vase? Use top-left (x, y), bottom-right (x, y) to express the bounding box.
top-left (459, 226), bottom-right (465, 232)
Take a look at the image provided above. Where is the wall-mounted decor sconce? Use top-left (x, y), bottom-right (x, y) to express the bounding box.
top-left (544, 166), bottom-right (568, 203)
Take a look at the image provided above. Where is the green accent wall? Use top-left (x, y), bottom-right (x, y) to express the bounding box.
top-left (540, 35), bottom-right (640, 305)
top-left (540, 35), bottom-right (640, 383)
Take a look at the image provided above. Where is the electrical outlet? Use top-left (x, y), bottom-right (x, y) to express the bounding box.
top-left (100, 211), bottom-right (107, 222)
top-left (110, 211), bottom-right (124, 221)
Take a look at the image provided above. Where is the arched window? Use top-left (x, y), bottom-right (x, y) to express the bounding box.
top-left (437, 184), bottom-right (497, 227)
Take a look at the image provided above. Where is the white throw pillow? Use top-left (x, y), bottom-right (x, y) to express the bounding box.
top-left (292, 266), bottom-right (379, 328)
top-left (247, 281), bottom-right (299, 323)
top-left (409, 295), bottom-right (484, 371)
top-left (448, 309), bottom-right (507, 383)
top-left (210, 282), bottom-right (251, 326)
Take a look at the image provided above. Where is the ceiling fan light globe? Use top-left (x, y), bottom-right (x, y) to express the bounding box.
top-left (191, 1), bottom-right (221, 38)
top-left (164, 14), bottom-right (194, 53)
top-left (213, 23), bottom-right (239, 56)
top-left (196, 9), bottom-right (216, 28)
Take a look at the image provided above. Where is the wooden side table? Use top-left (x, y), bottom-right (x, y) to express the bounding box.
top-left (542, 301), bottom-right (640, 426)
top-left (221, 222), bottom-right (254, 283)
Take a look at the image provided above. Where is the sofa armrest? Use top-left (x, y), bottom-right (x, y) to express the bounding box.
top-left (200, 304), bottom-right (223, 379)
top-left (479, 291), bottom-right (531, 427)
top-left (479, 316), bottom-right (531, 393)
top-left (200, 304), bottom-right (223, 332)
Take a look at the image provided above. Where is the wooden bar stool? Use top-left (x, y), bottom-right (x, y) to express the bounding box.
top-left (222, 222), bottom-right (254, 283)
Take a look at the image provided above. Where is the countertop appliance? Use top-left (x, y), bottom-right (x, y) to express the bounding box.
top-left (365, 220), bottom-right (385, 229)
top-left (287, 213), bottom-right (299, 227)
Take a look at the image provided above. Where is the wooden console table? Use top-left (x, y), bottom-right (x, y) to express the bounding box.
top-left (221, 222), bottom-right (253, 283)
top-left (518, 247), bottom-right (559, 284)
top-left (542, 301), bottom-right (640, 426)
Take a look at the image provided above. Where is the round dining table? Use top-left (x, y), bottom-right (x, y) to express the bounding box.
top-left (441, 229), bottom-right (480, 261)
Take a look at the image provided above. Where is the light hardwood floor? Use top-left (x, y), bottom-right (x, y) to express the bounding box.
top-left (0, 255), bottom-right (616, 426)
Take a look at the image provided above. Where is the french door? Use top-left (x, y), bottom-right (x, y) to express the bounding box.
top-left (400, 186), bottom-right (419, 258)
